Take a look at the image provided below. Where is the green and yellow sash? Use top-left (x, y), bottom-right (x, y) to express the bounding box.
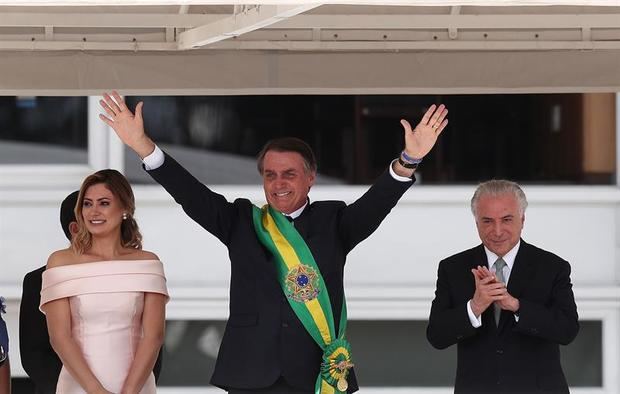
top-left (252, 204), bottom-right (353, 394)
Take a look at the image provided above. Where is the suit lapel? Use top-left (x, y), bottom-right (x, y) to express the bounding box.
top-left (466, 244), bottom-right (486, 297)
top-left (498, 239), bottom-right (535, 330)
top-left (469, 245), bottom-right (499, 329)
top-left (506, 239), bottom-right (536, 299)
top-left (469, 244), bottom-right (487, 273)
top-left (292, 208), bottom-right (309, 239)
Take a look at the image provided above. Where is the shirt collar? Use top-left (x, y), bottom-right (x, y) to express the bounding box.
top-left (286, 200), bottom-right (308, 220)
top-left (484, 240), bottom-right (521, 270)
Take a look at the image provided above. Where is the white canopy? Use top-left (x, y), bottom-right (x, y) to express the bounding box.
top-left (0, 1), bottom-right (619, 94)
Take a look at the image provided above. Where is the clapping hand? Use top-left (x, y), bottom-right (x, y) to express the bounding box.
top-left (471, 266), bottom-right (520, 314)
top-left (470, 266), bottom-right (506, 317)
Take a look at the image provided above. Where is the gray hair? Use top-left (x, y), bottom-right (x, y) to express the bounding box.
top-left (471, 179), bottom-right (528, 217)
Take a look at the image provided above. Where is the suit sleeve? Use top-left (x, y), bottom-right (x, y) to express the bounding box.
top-left (19, 272), bottom-right (62, 393)
top-left (426, 260), bottom-right (478, 349)
top-left (338, 169), bottom-right (413, 252)
top-left (514, 260), bottom-right (579, 345)
top-left (146, 152), bottom-right (238, 245)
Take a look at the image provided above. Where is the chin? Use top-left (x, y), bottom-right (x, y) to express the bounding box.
top-left (268, 202), bottom-right (288, 213)
top-left (486, 244), bottom-right (506, 256)
top-left (87, 226), bottom-right (110, 236)
top-left (493, 247), bottom-right (511, 256)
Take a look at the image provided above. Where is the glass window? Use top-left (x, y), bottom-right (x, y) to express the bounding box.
top-left (159, 320), bottom-right (225, 386)
top-left (562, 320), bottom-right (602, 387)
top-left (158, 320), bottom-right (602, 387)
top-left (0, 97), bottom-right (88, 164)
top-left (123, 94), bottom-right (616, 185)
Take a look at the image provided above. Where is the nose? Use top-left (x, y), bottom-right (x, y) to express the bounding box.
top-left (493, 222), bottom-right (503, 236)
top-left (275, 177), bottom-right (287, 188)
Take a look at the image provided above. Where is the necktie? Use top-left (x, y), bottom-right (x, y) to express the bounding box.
top-left (493, 258), bottom-right (507, 325)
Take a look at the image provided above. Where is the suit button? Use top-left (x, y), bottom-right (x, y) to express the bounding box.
top-left (496, 349), bottom-right (504, 355)
top-left (282, 322), bottom-right (289, 328)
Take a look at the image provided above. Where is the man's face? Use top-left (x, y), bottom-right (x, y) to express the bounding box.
top-left (475, 193), bottom-right (524, 257)
top-left (262, 150), bottom-right (315, 214)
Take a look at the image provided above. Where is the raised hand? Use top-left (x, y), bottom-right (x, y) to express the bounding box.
top-left (99, 91), bottom-right (155, 159)
top-left (401, 104), bottom-right (448, 160)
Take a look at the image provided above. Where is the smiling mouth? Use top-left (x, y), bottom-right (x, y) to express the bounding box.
top-left (274, 191), bottom-right (291, 197)
top-left (89, 219), bottom-right (106, 224)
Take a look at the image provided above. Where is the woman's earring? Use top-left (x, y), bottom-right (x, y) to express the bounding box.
top-left (122, 213), bottom-right (128, 220)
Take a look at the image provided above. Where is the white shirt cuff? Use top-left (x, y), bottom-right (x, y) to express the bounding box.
top-left (467, 300), bottom-right (482, 328)
top-left (389, 159), bottom-right (414, 182)
top-left (142, 145), bottom-right (164, 170)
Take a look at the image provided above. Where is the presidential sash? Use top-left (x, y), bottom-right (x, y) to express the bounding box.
top-left (252, 205), bottom-right (353, 394)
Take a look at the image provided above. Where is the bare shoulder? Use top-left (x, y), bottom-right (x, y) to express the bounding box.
top-left (123, 249), bottom-right (160, 262)
top-left (46, 249), bottom-right (78, 269)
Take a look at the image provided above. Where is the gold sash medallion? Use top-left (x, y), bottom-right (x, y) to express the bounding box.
top-left (286, 264), bottom-right (320, 302)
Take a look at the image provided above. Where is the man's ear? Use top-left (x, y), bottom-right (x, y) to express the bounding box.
top-left (69, 221), bottom-right (79, 236)
top-left (308, 171), bottom-right (316, 188)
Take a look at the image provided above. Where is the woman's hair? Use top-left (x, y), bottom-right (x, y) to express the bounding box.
top-left (72, 169), bottom-right (142, 254)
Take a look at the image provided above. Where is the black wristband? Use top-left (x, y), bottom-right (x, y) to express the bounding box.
top-left (398, 156), bottom-right (420, 169)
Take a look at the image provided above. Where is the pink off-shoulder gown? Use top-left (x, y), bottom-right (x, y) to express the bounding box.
top-left (40, 260), bottom-right (169, 394)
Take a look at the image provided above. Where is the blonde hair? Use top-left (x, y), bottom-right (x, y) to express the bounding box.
top-left (72, 169), bottom-right (142, 254)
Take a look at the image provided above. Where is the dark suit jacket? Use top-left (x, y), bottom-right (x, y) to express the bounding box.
top-left (20, 266), bottom-right (164, 393)
top-left (426, 240), bottom-right (579, 394)
top-left (20, 266), bottom-right (62, 394)
top-left (148, 152), bottom-right (412, 392)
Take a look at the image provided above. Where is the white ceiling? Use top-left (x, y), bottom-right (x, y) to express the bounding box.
top-left (0, 1), bottom-right (619, 94)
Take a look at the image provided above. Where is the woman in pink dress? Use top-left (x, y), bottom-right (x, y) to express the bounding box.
top-left (40, 169), bottom-right (168, 394)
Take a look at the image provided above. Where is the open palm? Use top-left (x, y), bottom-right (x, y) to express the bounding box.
top-left (99, 91), bottom-right (154, 158)
top-left (401, 104), bottom-right (448, 160)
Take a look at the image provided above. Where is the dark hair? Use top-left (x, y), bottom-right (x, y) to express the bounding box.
top-left (256, 137), bottom-right (317, 175)
top-left (72, 169), bottom-right (142, 254)
top-left (59, 190), bottom-right (79, 241)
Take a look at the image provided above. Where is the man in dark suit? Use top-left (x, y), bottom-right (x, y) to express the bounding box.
top-left (427, 179), bottom-right (579, 394)
top-left (99, 91), bottom-right (448, 393)
top-left (19, 190), bottom-right (164, 393)
top-left (19, 191), bottom-right (77, 393)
